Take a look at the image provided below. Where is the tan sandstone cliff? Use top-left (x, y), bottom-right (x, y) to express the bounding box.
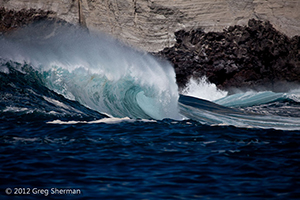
top-left (1, 0), bottom-right (299, 52)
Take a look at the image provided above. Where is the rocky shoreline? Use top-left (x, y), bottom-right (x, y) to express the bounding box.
top-left (156, 19), bottom-right (300, 93)
top-left (1, 8), bottom-right (300, 93)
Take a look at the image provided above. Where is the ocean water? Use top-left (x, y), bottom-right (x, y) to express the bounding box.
top-left (1, 22), bottom-right (300, 199)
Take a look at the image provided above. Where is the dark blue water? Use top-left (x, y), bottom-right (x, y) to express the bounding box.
top-left (1, 23), bottom-right (300, 199)
top-left (1, 114), bottom-right (300, 199)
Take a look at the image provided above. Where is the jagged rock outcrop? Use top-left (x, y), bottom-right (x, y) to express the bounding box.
top-left (1, 0), bottom-right (300, 52)
top-left (156, 19), bottom-right (300, 92)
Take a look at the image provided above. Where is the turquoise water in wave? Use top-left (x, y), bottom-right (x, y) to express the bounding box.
top-left (1, 22), bottom-right (300, 199)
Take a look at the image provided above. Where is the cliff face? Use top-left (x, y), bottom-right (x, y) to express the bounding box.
top-left (1, 0), bottom-right (300, 52)
top-left (156, 19), bottom-right (300, 92)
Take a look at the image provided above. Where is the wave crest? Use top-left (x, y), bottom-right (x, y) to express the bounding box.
top-left (0, 22), bottom-right (180, 120)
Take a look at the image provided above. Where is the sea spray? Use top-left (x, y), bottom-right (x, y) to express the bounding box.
top-left (181, 77), bottom-right (227, 101)
top-left (0, 21), bottom-right (180, 120)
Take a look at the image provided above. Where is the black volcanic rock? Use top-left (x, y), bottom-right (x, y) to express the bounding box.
top-left (156, 19), bottom-right (300, 93)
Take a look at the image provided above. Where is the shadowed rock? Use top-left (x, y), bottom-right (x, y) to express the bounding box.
top-left (0, 8), bottom-right (56, 33)
top-left (156, 19), bottom-right (300, 93)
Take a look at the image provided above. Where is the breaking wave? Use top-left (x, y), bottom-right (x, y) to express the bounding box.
top-left (1, 21), bottom-right (300, 130)
top-left (0, 21), bottom-right (180, 120)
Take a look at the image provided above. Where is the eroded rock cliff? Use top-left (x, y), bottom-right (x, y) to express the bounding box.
top-left (1, 0), bottom-right (300, 52)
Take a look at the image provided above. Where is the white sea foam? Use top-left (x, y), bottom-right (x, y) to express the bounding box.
top-left (0, 65), bottom-right (9, 74)
top-left (3, 106), bottom-right (30, 113)
top-left (47, 117), bottom-right (156, 125)
top-left (181, 77), bottom-right (227, 101)
top-left (43, 96), bottom-right (71, 110)
top-left (47, 120), bottom-right (87, 125)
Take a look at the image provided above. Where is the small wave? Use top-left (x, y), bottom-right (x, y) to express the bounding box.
top-left (179, 94), bottom-right (300, 130)
top-left (214, 89), bottom-right (300, 107)
top-left (214, 91), bottom-right (281, 107)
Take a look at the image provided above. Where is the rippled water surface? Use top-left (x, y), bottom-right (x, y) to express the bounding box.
top-left (1, 117), bottom-right (300, 199)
